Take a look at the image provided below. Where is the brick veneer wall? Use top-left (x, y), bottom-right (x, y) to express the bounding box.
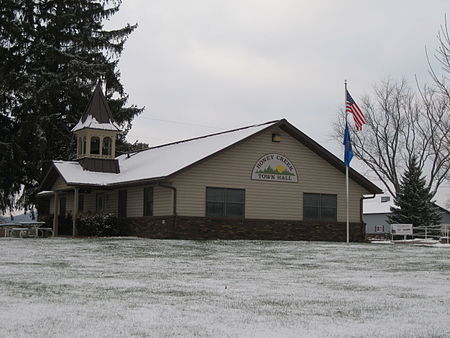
top-left (126, 216), bottom-right (365, 242)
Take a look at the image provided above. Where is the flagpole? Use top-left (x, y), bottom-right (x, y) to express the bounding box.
top-left (345, 80), bottom-right (349, 244)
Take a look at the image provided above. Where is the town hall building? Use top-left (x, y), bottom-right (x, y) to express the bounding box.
top-left (39, 82), bottom-right (382, 241)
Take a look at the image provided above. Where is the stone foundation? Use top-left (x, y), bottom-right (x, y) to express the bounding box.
top-left (126, 216), bottom-right (365, 242)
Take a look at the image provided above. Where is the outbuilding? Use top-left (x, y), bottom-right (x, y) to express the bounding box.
top-left (39, 83), bottom-right (382, 241)
top-left (364, 196), bottom-right (450, 239)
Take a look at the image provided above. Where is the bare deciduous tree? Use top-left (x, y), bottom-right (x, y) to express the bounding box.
top-left (427, 15), bottom-right (450, 101)
top-left (335, 79), bottom-right (449, 198)
top-left (426, 15), bottom-right (450, 160)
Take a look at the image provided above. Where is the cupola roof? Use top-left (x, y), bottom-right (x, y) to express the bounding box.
top-left (71, 81), bottom-right (121, 132)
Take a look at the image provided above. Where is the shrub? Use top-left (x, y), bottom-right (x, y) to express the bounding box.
top-left (77, 213), bottom-right (122, 237)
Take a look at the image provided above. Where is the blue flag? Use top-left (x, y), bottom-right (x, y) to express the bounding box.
top-left (343, 123), bottom-right (353, 167)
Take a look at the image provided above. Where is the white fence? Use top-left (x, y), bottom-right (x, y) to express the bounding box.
top-left (411, 224), bottom-right (449, 243)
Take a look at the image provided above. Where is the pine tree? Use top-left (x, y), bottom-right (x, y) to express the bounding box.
top-left (388, 156), bottom-right (441, 228)
top-left (0, 0), bottom-right (143, 213)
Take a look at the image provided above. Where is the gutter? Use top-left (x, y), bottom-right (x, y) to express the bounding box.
top-left (360, 194), bottom-right (377, 239)
top-left (360, 194), bottom-right (377, 222)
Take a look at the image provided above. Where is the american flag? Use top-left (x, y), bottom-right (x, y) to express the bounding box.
top-left (346, 90), bottom-right (366, 131)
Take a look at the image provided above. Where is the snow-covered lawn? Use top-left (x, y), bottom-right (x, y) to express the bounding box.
top-left (0, 238), bottom-right (449, 337)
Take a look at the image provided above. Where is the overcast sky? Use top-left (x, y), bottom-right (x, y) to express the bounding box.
top-left (107, 0), bottom-right (449, 205)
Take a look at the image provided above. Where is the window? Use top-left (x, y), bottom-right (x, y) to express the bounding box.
top-left (303, 193), bottom-right (337, 222)
top-left (91, 136), bottom-right (100, 154)
top-left (375, 225), bottom-right (384, 233)
top-left (83, 136), bottom-right (87, 154)
top-left (272, 133), bottom-right (281, 142)
top-left (206, 187), bottom-right (245, 218)
top-left (118, 190), bottom-right (127, 218)
top-left (78, 137), bottom-right (82, 155)
top-left (78, 194), bottom-right (84, 212)
top-left (143, 187), bottom-right (153, 216)
top-left (102, 137), bottom-right (112, 156)
top-left (96, 193), bottom-right (104, 213)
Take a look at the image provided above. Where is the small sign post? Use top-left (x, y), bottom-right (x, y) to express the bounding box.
top-left (391, 224), bottom-right (413, 241)
top-left (441, 224), bottom-right (450, 244)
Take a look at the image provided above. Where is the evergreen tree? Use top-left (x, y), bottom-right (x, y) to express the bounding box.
top-left (388, 156), bottom-right (441, 227)
top-left (0, 0), bottom-right (143, 213)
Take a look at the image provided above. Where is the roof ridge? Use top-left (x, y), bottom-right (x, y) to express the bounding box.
top-left (123, 119), bottom-right (281, 158)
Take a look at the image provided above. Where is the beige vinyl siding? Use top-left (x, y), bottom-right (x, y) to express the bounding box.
top-left (172, 126), bottom-right (369, 222)
top-left (50, 191), bottom-right (116, 215)
top-left (127, 186), bottom-right (144, 217)
top-left (50, 191), bottom-right (108, 215)
top-left (65, 194), bottom-right (74, 214)
top-left (82, 193), bottom-right (96, 214)
top-left (51, 176), bottom-right (69, 191)
top-left (49, 193), bottom-right (74, 215)
top-left (50, 185), bottom-right (173, 217)
top-left (154, 186), bottom-right (173, 216)
top-left (125, 185), bottom-right (173, 217)
top-left (81, 190), bottom-right (118, 215)
top-left (104, 191), bottom-right (117, 214)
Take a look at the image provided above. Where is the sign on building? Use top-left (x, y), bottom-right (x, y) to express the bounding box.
top-left (251, 153), bottom-right (298, 183)
top-left (391, 224), bottom-right (413, 236)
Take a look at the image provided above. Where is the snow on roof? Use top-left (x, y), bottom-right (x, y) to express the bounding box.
top-left (55, 121), bottom-right (278, 186)
top-left (363, 196), bottom-right (393, 214)
top-left (363, 194), bottom-right (450, 215)
top-left (71, 115), bottom-right (120, 132)
top-left (71, 81), bottom-right (121, 132)
top-left (36, 190), bottom-right (54, 196)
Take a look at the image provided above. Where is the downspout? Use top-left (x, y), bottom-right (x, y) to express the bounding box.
top-left (361, 194), bottom-right (376, 240)
top-left (158, 182), bottom-right (177, 236)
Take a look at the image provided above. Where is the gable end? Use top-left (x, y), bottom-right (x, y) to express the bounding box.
top-left (278, 120), bottom-right (382, 194)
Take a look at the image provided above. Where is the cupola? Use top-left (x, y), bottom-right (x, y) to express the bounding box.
top-left (71, 81), bottom-right (121, 173)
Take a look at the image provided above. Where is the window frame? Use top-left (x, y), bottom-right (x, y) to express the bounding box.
top-left (78, 194), bottom-right (84, 213)
top-left (102, 137), bottom-right (112, 156)
top-left (118, 190), bottom-right (127, 218)
top-left (91, 136), bottom-right (100, 155)
top-left (143, 187), bottom-right (153, 216)
top-left (303, 193), bottom-right (337, 222)
top-left (82, 136), bottom-right (87, 154)
top-left (96, 193), bottom-right (105, 213)
top-left (205, 187), bottom-right (245, 218)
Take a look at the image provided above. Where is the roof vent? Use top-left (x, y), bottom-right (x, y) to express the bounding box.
top-left (272, 133), bottom-right (281, 143)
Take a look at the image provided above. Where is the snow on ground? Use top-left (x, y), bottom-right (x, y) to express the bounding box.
top-left (0, 238), bottom-right (449, 338)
